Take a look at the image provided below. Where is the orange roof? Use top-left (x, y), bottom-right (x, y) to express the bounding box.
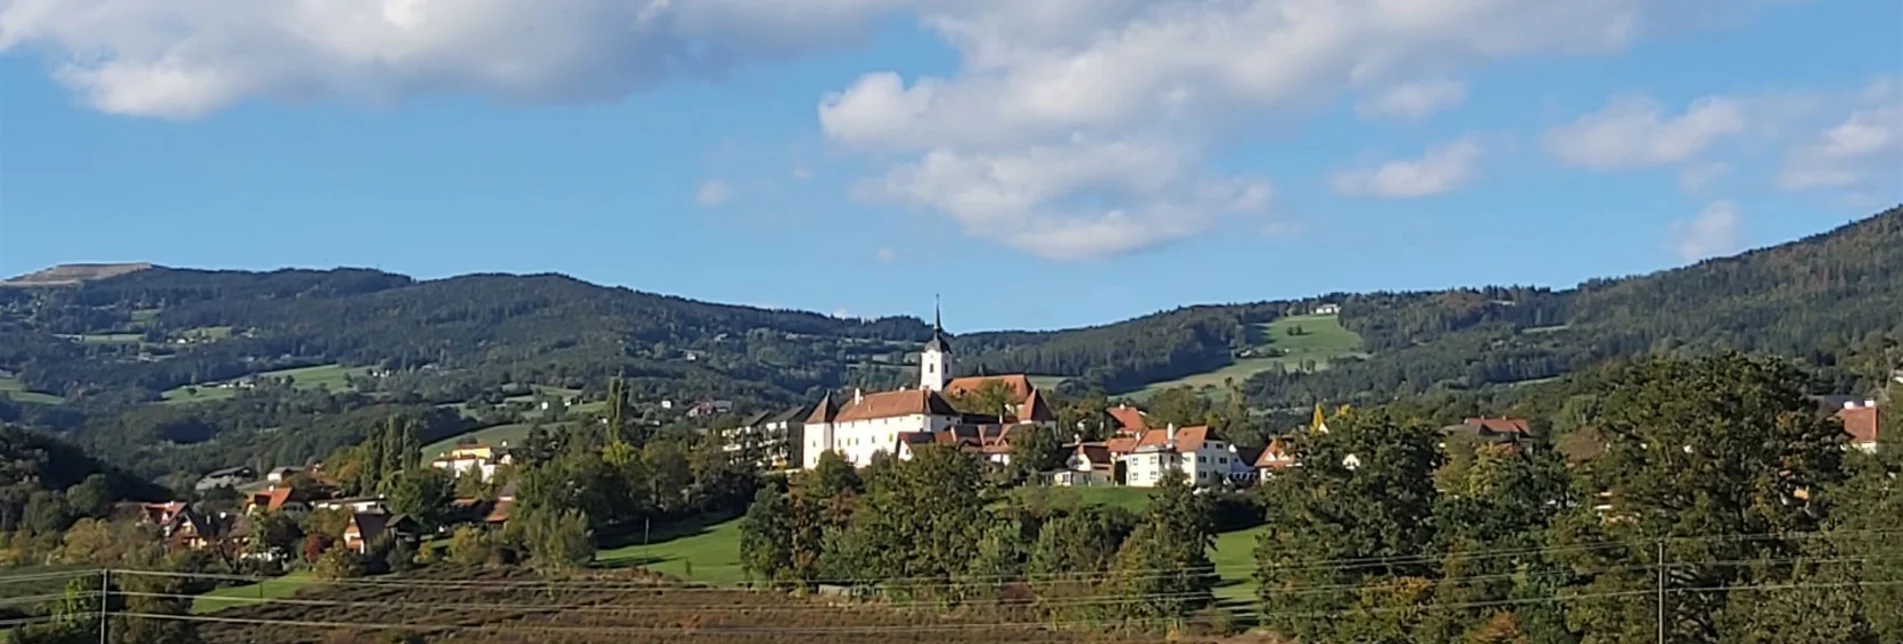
top-left (1135, 426), bottom-right (1211, 453)
top-left (252, 487), bottom-right (295, 512)
top-left (1465, 417), bottom-right (1532, 436)
top-left (1838, 407), bottom-right (1881, 445)
top-left (1107, 405), bottom-right (1148, 433)
top-left (1020, 389), bottom-right (1056, 422)
top-left (1255, 438), bottom-right (1296, 469)
top-left (832, 389), bottom-right (961, 423)
top-left (944, 374), bottom-right (1034, 399)
top-left (485, 499), bottom-right (516, 524)
top-left (804, 393), bottom-right (841, 424)
top-left (1105, 436), bottom-right (1139, 455)
top-left (1073, 443), bottom-right (1113, 469)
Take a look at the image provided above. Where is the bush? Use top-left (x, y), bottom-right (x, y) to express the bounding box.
top-left (446, 526), bottom-right (493, 568)
top-left (313, 547), bottom-right (366, 580)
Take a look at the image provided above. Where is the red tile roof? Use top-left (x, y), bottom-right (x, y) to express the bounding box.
top-left (944, 374), bottom-right (1034, 399)
top-left (1838, 406), bottom-right (1881, 445)
top-left (1107, 405), bottom-right (1148, 434)
top-left (250, 487), bottom-right (296, 512)
top-left (1255, 438), bottom-right (1296, 469)
top-left (1020, 389), bottom-right (1056, 422)
top-left (832, 389), bottom-right (961, 423)
top-left (1072, 443), bottom-right (1113, 469)
top-left (1105, 436), bottom-right (1139, 455)
top-left (1465, 417), bottom-right (1532, 436)
top-left (1135, 426), bottom-right (1211, 453)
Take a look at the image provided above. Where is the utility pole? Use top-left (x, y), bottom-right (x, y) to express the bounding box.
top-left (1656, 539), bottom-right (1667, 644)
top-left (98, 568), bottom-right (109, 644)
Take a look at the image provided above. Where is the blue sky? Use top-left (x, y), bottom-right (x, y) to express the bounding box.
top-left (1, 1), bottom-right (1897, 331)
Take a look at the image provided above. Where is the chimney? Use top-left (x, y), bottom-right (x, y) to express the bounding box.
top-left (1866, 400), bottom-right (1878, 408)
top-left (854, 388), bottom-right (864, 404)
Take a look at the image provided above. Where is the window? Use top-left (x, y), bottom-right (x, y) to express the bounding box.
top-left (1198, 456), bottom-right (1207, 463)
top-left (1218, 457), bottom-right (1228, 465)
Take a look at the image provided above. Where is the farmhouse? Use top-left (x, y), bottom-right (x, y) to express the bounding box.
top-left (429, 442), bottom-right (513, 481)
top-left (341, 512), bottom-right (419, 554)
top-left (1123, 425), bottom-right (1251, 487)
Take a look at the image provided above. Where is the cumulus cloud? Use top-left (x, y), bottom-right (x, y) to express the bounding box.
top-left (1356, 79), bottom-right (1467, 121)
top-left (0, 0), bottom-right (1796, 258)
top-left (1544, 95), bottom-right (1748, 169)
top-left (694, 179), bottom-right (734, 207)
top-left (1778, 103), bottom-right (1903, 191)
top-left (1331, 139), bottom-right (1483, 198)
top-left (1677, 162), bottom-right (1733, 194)
top-left (1671, 200), bottom-right (1744, 261)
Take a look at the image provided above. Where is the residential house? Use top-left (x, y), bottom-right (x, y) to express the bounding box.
top-left (719, 402), bottom-right (815, 470)
top-left (429, 443), bottom-right (513, 481)
top-left (246, 487), bottom-right (307, 515)
top-left (162, 506), bottom-right (230, 550)
top-left (194, 466), bottom-right (257, 492)
top-left (1312, 303), bottom-right (1341, 315)
top-left (265, 466), bottom-right (303, 484)
top-left (1253, 437), bottom-right (1297, 480)
top-left (1106, 403), bottom-right (1148, 437)
top-left (1122, 425), bottom-right (1249, 487)
top-left (340, 513), bottom-right (419, 554)
top-left (1053, 443), bottom-right (1116, 487)
top-left (1836, 400), bottom-right (1883, 453)
top-left (1439, 417), bottom-right (1534, 452)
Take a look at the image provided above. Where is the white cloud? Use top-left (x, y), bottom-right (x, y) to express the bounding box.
top-left (1355, 79), bottom-right (1467, 121)
top-left (1677, 162), bottom-right (1732, 194)
top-left (694, 179), bottom-right (734, 207)
top-left (1544, 95), bottom-right (1748, 169)
top-left (874, 247), bottom-right (897, 261)
top-left (1671, 200), bottom-right (1743, 261)
top-left (1778, 103), bottom-right (1903, 191)
top-left (1331, 139), bottom-right (1483, 198)
top-left (0, 0), bottom-right (1796, 258)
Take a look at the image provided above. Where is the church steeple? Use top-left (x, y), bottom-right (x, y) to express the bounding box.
top-left (920, 295), bottom-right (951, 392)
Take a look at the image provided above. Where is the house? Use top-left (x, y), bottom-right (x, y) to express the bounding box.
top-left (162, 506), bottom-right (231, 550)
top-left (340, 513), bottom-right (419, 554)
top-left (1439, 417), bottom-right (1534, 451)
top-left (1053, 443), bottom-right (1116, 487)
top-left (246, 487), bottom-right (307, 515)
top-left (429, 443), bottom-right (513, 481)
top-left (313, 496), bottom-right (388, 514)
top-left (719, 402), bottom-right (815, 470)
top-left (1106, 403), bottom-right (1148, 437)
top-left (1122, 425), bottom-right (1249, 487)
top-left (1312, 303), bottom-right (1341, 315)
top-left (1253, 437), bottom-right (1297, 479)
top-left (194, 466), bottom-right (257, 492)
top-left (265, 466), bottom-right (303, 484)
top-left (484, 481), bottom-right (518, 528)
top-left (941, 374), bottom-right (1058, 427)
top-left (1836, 400), bottom-right (1882, 453)
top-left (686, 399), bottom-right (735, 418)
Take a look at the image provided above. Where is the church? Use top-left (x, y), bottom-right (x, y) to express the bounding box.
top-left (799, 309), bottom-right (1056, 469)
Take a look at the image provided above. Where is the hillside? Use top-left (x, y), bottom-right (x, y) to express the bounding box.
top-left (0, 207), bottom-right (1897, 444)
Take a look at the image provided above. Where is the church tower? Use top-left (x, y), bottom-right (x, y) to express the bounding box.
top-left (920, 297), bottom-right (951, 392)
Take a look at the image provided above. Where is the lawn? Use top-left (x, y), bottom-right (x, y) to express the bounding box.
top-left (594, 517), bottom-right (747, 586)
top-left (0, 374), bottom-right (64, 405)
top-left (191, 571), bottom-right (316, 614)
top-left (420, 423), bottom-right (541, 459)
top-left (160, 363), bottom-right (373, 404)
top-left (1211, 525), bottom-right (1266, 607)
top-left (56, 333), bottom-right (145, 345)
top-left (1130, 313), bottom-right (1366, 400)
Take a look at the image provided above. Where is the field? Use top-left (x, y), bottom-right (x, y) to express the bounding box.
top-left (191, 566), bottom-right (1161, 644)
top-left (1130, 313), bottom-right (1365, 400)
top-left (421, 423), bottom-right (541, 459)
top-left (56, 332), bottom-right (145, 345)
top-left (594, 517), bottom-right (747, 586)
top-left (0, 373), bottom-right (64, 405)
top-left (161, 363), bottom-right (374, 404)
top-left (192, 571), bottom-right (315, 614)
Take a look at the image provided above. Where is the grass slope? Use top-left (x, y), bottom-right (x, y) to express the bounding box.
top-left (191, 571), bottom-right (315, 614)
top-left (594, 518), bottom-right (747, 586)
top-left (420, 423), bottom-right (541, 459)
top-left (160, 363), bottom-right (373, 404)
top-left (0, 373), bottom-right (64, 405)
top-left (1132, 313), bottom-right (1365, 399)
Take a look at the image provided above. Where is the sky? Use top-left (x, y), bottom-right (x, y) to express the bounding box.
top-left (0, 0), bottom-right (1898, 332)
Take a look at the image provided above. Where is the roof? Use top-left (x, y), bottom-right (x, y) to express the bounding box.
top-left (485, 499), bottom-right (516, 524)
top-left (944, 374), bottom-right (1034, 400)
top-left (252, 487), bottom-right (296, 512)
top-left (1464, 417), bottom-right (1532, 436)
top-left (1255, 438), bottom-right (1296, 469)
top-left (349, 512), bottom-right (417, 542)
top-left (769, 401), bottom-right (817, 424)
top-left (1135, 426), bottom-right (1212, 453)
top-left (1838, 406), bottom-right (1881, 445)
top-left (1020, 389), bottom-right (1056, 422)
top-left (831, 389), bottom-right (961, 423)
top-left (1073, 443), bottom-right (1112, 467)
top-left (738, 410), bottom-right (773, 428)
top-left (923, 329), bottom-right (951, 353)
top-left (203, 466), bottom-right (253, 479)
top-left (804, 393), bottom-right (840, 424)
top-left (1107, 405), bottom-right (1148, 433)
top-left (1105, 436), bottom-right (1139, 455)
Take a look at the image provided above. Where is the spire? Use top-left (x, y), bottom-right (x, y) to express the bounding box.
top-left (934, 293), bottom-right (942, 333)
top-left (1311, 403), bottom-right (1328, 433)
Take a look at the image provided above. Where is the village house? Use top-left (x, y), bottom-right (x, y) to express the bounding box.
top-left (1122, 425), bottom-right (1251, 487)
top-left (1312, 303), bottom-right (1341, 315)
top-left (1054, 443), bottom-right (1116, 486)
top-left (340, 512), bottom-right (419, 554)
top-left (1836, 400), bottom-right (1883, 452)
top-left (1253, 437), bottom-right (1297, 479)
top-left (429, 442), bottom-right (514, 481)
top-left (719, 402), bottom-right (815, 470)
top-left (313, 496), bottom-right (388, 514)
top-left (1439, 417), bottom-right (1535, 452)
top-left (246, 487), bottom-right (308, 515)
top-left (264, 466), bottom-right (305, 484)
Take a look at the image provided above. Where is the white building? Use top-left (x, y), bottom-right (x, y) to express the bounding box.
top-left (1121, 426), bottom-right (1250, 487)
top-left (428, 443), bottom-right (513, 481)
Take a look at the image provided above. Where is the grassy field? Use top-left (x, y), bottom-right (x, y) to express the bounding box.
top-left (594, 517), bottom-right (748, 586)
top-left (421, 423), bottom-right (540, 459)
top-left (161, 363), bottom-right (374, 404)
top-left (1211, 525), bottom-right (1265, 606)
top-left (57, 333), bottom-right (145, 345)
top-left (0, 373), bottom-right (64, 405)
top-left (192, 571), bottom-right (315, 614)
top-left (1131, 313), bottom-right (1366, 400)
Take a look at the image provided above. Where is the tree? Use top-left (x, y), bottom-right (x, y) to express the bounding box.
top-left (1549, 354), bottom-right (1848, 643)
top-left (738, 487), bottom-right (797, 585)
top-left (522, 508), bottom-right (593, 571)
top-left (314, 547), bottom-right (366, 580)
top-left (1112, 470), bottom-right (1215, 625)
top-left (1006, 424), bottom-right (1065, 484)
top-left (641, 441), bottom-right (692, 514)
top-left (1255, 407), bottom-right (1441, 641)
top-left (949, 379), bottom-right (1016, 421)
top-left (387, 467), bottom-right (453, 531)
top-left (846, 446), bottom-right (987, 596)
top-left (446, 525), bottom-right (496, 567)
top-left (63, 474), bottom-right (113, 518)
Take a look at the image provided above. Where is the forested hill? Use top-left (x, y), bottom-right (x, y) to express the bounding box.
top-left (1, 206), bottom-right (1898, 416)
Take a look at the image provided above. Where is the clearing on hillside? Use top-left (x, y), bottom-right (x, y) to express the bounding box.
top-left (1129, 313), bottom-right (1365, 400)
top-left (0, 373), bottom-right (64, 405)
top-left (420, 422), bottom-right (551, 459)
top-left (160, 363), bottom-right (374, 404)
